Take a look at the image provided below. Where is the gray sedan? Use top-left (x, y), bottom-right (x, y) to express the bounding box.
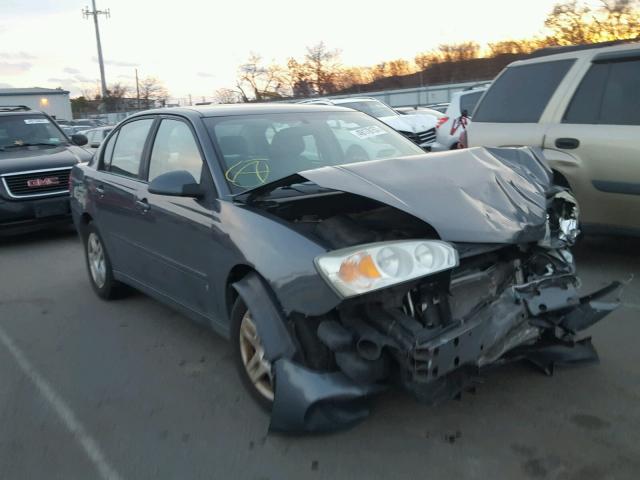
top-left (70, 104), bottom-right (620, 433)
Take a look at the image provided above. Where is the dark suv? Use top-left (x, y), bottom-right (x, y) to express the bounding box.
top-left (0, 106), bottom-right (92, 235)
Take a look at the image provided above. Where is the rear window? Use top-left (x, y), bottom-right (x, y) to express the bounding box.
top-left (473, 59), bottom-right (575, 123)
top-left (564, 59), bottom-right (640, 126)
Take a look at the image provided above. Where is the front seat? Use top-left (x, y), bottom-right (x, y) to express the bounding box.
top-left (269, 127), bottom-right (312, 179)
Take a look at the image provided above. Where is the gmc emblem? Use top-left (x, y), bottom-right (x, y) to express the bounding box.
top-left (27, 177), bottom-right (60, 187)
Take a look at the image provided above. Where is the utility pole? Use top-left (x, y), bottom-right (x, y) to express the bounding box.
top-left (135, 68), bottom-right (140, 110)
top-left (83, 1), bottom-right (110, 104)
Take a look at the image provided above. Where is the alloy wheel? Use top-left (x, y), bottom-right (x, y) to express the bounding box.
top-left (238, 311), bottom-right (274, 402)
top-left (87, 232), bottom-right (106, 289)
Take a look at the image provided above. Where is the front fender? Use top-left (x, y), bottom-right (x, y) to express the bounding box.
top-left (221, 202), bottom-right (341, 316)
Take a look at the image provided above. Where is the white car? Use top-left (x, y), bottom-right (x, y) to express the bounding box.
top-left (431, 87), bottom-right (488, 151)
top-left (80, 126), bottom-right (113, 151)
top-left (301, 97), bottom-right (438, 150)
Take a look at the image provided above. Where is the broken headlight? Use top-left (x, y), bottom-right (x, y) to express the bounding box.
top-left (315, 240), bottom-right (458, 297)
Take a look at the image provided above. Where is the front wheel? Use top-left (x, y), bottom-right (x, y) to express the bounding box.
top-left (230, 297), bottom-right (274, 411)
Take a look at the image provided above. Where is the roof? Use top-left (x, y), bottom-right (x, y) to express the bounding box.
top-left (0, 87), bottom-right (70, 97)
top-left (509, 41), bottom-right (640, 66)
top-left (134, 103), bottom-right (351, 118)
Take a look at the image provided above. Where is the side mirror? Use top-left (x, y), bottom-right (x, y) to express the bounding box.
top-left (148, 170), bottom-right (203, 198)
top-left (461, 109), bottom-right (469, 118)
top-left (71, 134), bottom-right (88, 146)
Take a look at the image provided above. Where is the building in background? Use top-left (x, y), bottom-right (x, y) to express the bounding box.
top-left (0, 88), bottom-right (72, 120)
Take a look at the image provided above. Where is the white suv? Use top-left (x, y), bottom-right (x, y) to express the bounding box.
top-left (301, 97), bottom-right (438, 150)
top-left (431, 86), bottom-right (487, 151)
top-left (468, 42), bottom-right (640, 235)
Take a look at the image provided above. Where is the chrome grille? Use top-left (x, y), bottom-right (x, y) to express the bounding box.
top-left (401, 128), bottom-right (436, 146)
top-left (1, 168), bottom-right (71, 199)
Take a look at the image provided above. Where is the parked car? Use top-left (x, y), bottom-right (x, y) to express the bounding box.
top-left (70, 103), bottom-right (620, 432)
top-left (81, 126), bottom-right (113, 151)
top-left (72, 118), bottom-right (107, 128)
top-left (395, 106), bottom-right (446, 119)
top-left (301, 97), bottom-right (438, 150)
top-left (431, 86), bottom-right (488, 151)
top-left (468, 42), bottom-right (640, 235)
top-left (425, 103), bottom-right (449, 114)
top-left (0, 105), bottom-right (91, 235)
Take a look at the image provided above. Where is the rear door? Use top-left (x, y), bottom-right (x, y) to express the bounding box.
top-left (91, 117), bottom-right (156, 280)
top-left (544, 53), bottom-right (640, 231)
top-left (469, 59), bottom-right (576, 147)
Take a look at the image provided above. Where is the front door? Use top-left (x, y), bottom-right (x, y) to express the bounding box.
top-left (134, 117), bottom-right (217, 319)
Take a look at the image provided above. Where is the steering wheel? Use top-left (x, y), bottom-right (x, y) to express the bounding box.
top-left (225, 158), bottom-right (271, 188)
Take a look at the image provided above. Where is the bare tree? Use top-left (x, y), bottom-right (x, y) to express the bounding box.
top-left (104, 82), bottom-right (130, 112)
top-left (236, 53), bottom-right (286, 101)
top-left (304, 42), bottom-right (342, 95)
top-left (414, 51), bottom-right (441, 70)
top-left (214, 88), bottom-right (242, 104)
top-left (139, 77), bottom-right (169, 107)
top-left (544, 0), bottom-right (640, 46)
top-left (286, 58), bottom-right (314, 97)
top-left (437, 42), bottom-right (481, 62)
top-left (487, 39), bottom-right (540, 56)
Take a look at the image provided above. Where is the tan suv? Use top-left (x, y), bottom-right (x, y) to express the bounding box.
top-left (468, 42), bottom-right (640, 236)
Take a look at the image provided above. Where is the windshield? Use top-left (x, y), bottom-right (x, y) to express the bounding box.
top-left (205, 111), bottom-right (424, 192)
top-left (0, 114), bottom-right (67, 150)
top-left (338, 101), bottom-right (397, 119)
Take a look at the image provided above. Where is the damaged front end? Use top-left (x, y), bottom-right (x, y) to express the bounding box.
top-left (235, 147), bottom-right (622, 433)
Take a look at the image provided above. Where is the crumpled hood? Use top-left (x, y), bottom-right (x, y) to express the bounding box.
top-left (299, 147), bottom-right (552, 244)
top-left (0, 145), bottom-right (91, 175)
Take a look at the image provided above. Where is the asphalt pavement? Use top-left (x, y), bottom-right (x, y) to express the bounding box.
top-left (1, 229), bottom-right (639, 480)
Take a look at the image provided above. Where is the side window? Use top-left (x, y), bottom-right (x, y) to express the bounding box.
top-left (562, 63), bottom-right (608, 124)
top-left (564, 59), bottom-right (640, 126)
top-left (600, 60), bottom-right (640, 125)
top-left (148, 119), bottom-right (203, 182)
top-left (109, 119), bottom-right (154, 178)
top-left (100, 130), bottom-right (118, 169)
top-left (473, 59), bottom-right (575, 123)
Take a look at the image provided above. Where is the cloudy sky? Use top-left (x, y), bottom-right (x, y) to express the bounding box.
top-left (1, 0), bottom-right (568, 100)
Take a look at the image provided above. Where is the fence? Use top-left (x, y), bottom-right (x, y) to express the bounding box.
top-left (309, 80), bottom-right (492, 107)
top-left (74, 80), bottom-right (493, 123)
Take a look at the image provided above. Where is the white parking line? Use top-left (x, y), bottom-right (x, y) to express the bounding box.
top-left (0, 325), bottom-right (123, 480)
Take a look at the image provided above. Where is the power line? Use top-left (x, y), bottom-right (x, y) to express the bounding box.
top-left (83, 1), bottom-right (110, 104)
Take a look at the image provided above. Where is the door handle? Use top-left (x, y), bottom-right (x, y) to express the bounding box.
top-left (95, 184), bottom-right (104, 194)
top-left (555, 137), bottom-right (580, 149)
top-left (136, 198), bottom-right (151, 213)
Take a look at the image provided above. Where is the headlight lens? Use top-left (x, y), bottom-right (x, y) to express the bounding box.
top-left (316, 240), bottom-right (458, 297)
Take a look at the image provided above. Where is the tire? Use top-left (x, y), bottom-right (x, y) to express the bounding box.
top-left (230, 296), bottom-right (274, 411)
top-left (83, 223), bottom-right (122, 300)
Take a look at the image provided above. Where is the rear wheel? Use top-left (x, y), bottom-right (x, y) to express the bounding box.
top-left (84, 224), bottom-right (122, 300)
top-left (231, 297), bottom-right (274, 410)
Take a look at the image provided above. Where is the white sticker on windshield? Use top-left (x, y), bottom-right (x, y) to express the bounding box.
top-left (349, 125), bottom-right (387, 139)
top-left (24, 118), bottom-right (50, 124)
